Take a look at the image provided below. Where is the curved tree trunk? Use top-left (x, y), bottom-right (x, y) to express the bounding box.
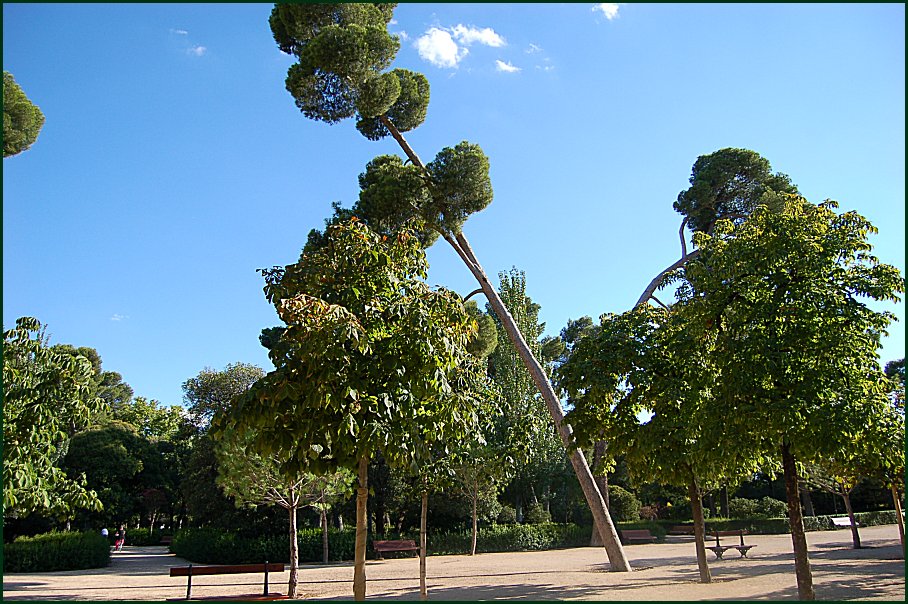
top-left (688, 477), bottom-right (711, 584)
top-left (840, 485), bottom-right (861, 549)
top-left (378, 115), bottom-right (631, 572)
top-left (782, 442), bottom-right (815, 600)
top-left (891, 485), bottom-right (904, 554)
top-left (420, 489), bottom-right (428, 601)
top-left (288, 503), bottom-right (299, 598)
top-left (353, 456), bottom-right (369, 601)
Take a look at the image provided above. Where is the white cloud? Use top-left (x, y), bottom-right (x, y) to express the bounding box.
top-left (415, 28), bottom-right (468, 68)
top-left (451, 25), bottom-right (505, 47)
top-left (170, 28), bottom-right (189, 35)
top-left (389, 19), bottom-right (398, 25)
top-left (414, 24), bottom-right (507, 69)
top-left (110, 314), bottom-right (129, 322)
top-left (396, 30), bottom-right (410, 42)
top-left (526, 43), bottom-right (543, 54)
top-left (592, 3), bottom-right (621, 20)
top-left (495, 60), bottom-right (521, 73)
top-left (187, 45), bottom-right (207, 57)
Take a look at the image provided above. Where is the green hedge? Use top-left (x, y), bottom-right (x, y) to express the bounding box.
top-left (682, 510), bottom-right (904, 535)
top-left (428, 523), bottom-right (589, 555)
top-left (122, 527), bottom-right (173, 546)
top-left (171, 527), bottom-right (357, 565)
top-left (4, 531), bottom-right (110, 572)
top-left (171, 523), bottom-right (589, 564)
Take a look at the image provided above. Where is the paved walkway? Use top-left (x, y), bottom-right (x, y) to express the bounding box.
top-left (3, 525), bottom-right (904, 600)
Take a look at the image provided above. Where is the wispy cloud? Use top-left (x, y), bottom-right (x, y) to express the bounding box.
top-left (110, 314), bottom-right (129, 322)
top-left (592, 3), bottom-right (621, 20)
top-left (170, 28), bottom-right (189, 35)
top-left (187, 45), bottom-right (207, 57)
top-left (495, 60), bottom-right (521, 73)
top-left (414, 24), bottom-right (506, 69)
top-left (526, 43), bottom-right (543, 54)
top-left (396, 30), bottom-right (410, 42)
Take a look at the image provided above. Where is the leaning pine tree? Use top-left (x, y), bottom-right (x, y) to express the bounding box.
top-left (268, 3), bottom-right (630, 571)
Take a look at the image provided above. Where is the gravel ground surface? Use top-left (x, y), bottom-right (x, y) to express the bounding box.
top-left (3, 524), bottom-right (904, 601)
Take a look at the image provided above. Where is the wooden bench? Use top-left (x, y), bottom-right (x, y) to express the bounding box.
top-left (373, 539), bottom-right (419, 559)
top-left (707, 530), bottom-right (755, 559)
top-left (619, 529), bottom-right (657, 544)
top-left (668, 525), bottom-right (696, 535)
top-left (169, 563), bottom-right (285, 600)
top-left (160, 535), bottom-right (173, 546)
top-left (831, 516), bottom-right (859, 528)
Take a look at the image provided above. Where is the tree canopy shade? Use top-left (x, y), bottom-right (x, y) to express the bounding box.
top-left (223, 218), bottom-right (490, 599)
top-left (3, 317), bottom-right (105, 517)
top-left (3, 71), bottom-right (45, 158)
top-left (270, 3), bottom-right (630, 570)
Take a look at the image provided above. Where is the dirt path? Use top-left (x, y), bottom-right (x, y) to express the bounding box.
top-left (3, 524), bottom-right (904, 600)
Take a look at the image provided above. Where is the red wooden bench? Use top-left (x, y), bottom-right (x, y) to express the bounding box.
top-left (619, 529), bottom-right (657, 544)
top-left (373, 539), bottom-right (419, 559)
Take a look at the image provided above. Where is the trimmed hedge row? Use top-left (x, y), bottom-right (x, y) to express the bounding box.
top-left (661, 510), bottom-right (904, 535)
top-left (121, 527), bottom-right (174, 546)
top-left (170, 523), bottom-right (589, 564)
top-left (4, 531), bottom-right (110, 572)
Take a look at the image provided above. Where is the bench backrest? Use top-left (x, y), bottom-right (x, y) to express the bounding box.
top-left (170, 563), bottom-right (284, 577)
top-left (373, 539), bottom-right (418, 550)
top-left (713, 530), bottom-right (747, 537)
top-left (620, 530), bottom-right (653, 538)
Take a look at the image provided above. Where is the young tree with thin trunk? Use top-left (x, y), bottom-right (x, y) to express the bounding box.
top-left (221, 219), bottom-right (489, 600)
top-left (268, 4), bottom-right (631, 570)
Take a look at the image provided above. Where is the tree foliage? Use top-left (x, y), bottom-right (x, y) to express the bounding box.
top-left (673, 147), bottom-right (798, 234)
top-left (3, 71), bottom-right (45, 158)
top-left (3, 317), bottom-right (104, 517)
top-left (182, 362), bottom-right (264, 430)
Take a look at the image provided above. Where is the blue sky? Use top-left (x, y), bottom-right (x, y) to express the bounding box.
top-left (4, 3), bottom-right (905, 409)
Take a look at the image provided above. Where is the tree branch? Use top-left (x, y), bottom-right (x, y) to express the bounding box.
top-left (679, 217), bottom-right (689, 258)
top-left (635, 249), bottom-right (701, 308)
top-left (463, 288), bottom-right (485, 302)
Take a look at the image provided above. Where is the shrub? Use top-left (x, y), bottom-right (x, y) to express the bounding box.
top-left (123, 527), bottom-right (172, 546)
top-left (523, 504), bottom-right (552, 524)
top-left (497, 505), bottom-right (517, 524)
top-left (4, 531), bottom-right (110, 572)
top-left (729, 497), bottom-right (787, 519)
top-left (429, 523), bottom-right (588, 555)
top-left (171, 527), bottom-right (359, 565)
top-left (607, 486), bottom-right (641, 522)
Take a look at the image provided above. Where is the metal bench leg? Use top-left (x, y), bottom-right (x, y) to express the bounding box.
top-left (264, 560), bottom-right (269, 596)
top-left (186, 564), bottom-right (193, 600)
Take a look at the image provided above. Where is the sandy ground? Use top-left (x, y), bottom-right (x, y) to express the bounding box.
top-left (3, 525), bottom-right (904, 601)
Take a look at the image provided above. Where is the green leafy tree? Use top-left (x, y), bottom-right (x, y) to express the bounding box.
top-left (3, 71), bottom-right (45, 157)
top-left (222, 219), bottom-right (488, 600)
top-left (270, 4), bottom-right (629, 569)
top-left (213, 423), bottom-right (355, 597)
top-left (677, 195), bottom-right (902, 599)
top-left (51, 344), bottom-right (135, 415)
top-left (182, 362), bottom-right (265, 430)
top-left (3, 317), bottom-right (104, 517)
top-left (111, 396), bottom-right (184, 441)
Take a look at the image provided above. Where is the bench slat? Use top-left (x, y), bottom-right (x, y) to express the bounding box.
top-left (170, 564), bottom-right (284, 577)
top-left (373, 540), bottom-right (419, 552)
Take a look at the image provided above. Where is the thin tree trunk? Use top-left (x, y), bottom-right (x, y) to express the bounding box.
top-left (288, 503), bottom-right (299, 598)
top-left (420, 489), bottom-right (428, 601)
top-left (800, 481), bottom-right (815, 517)
top-left (471, 485), bottom-right (478, 556)
top-left (379, 115), bottom-right (631, 571)
top-left (720, 486), bottom-right (729, 518)
top-left (840, 486), bottom-right (861, 549)
top-left (688, 477), bottom-right (711, 584)
top-left (781, 441), bottom-right (815, 600)
top-left (354, 456), bottom-right (369, 601)
top-left (891, 485), bottom-right (904, 554)
top-left (321, 507), bottom-right (329, 564)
